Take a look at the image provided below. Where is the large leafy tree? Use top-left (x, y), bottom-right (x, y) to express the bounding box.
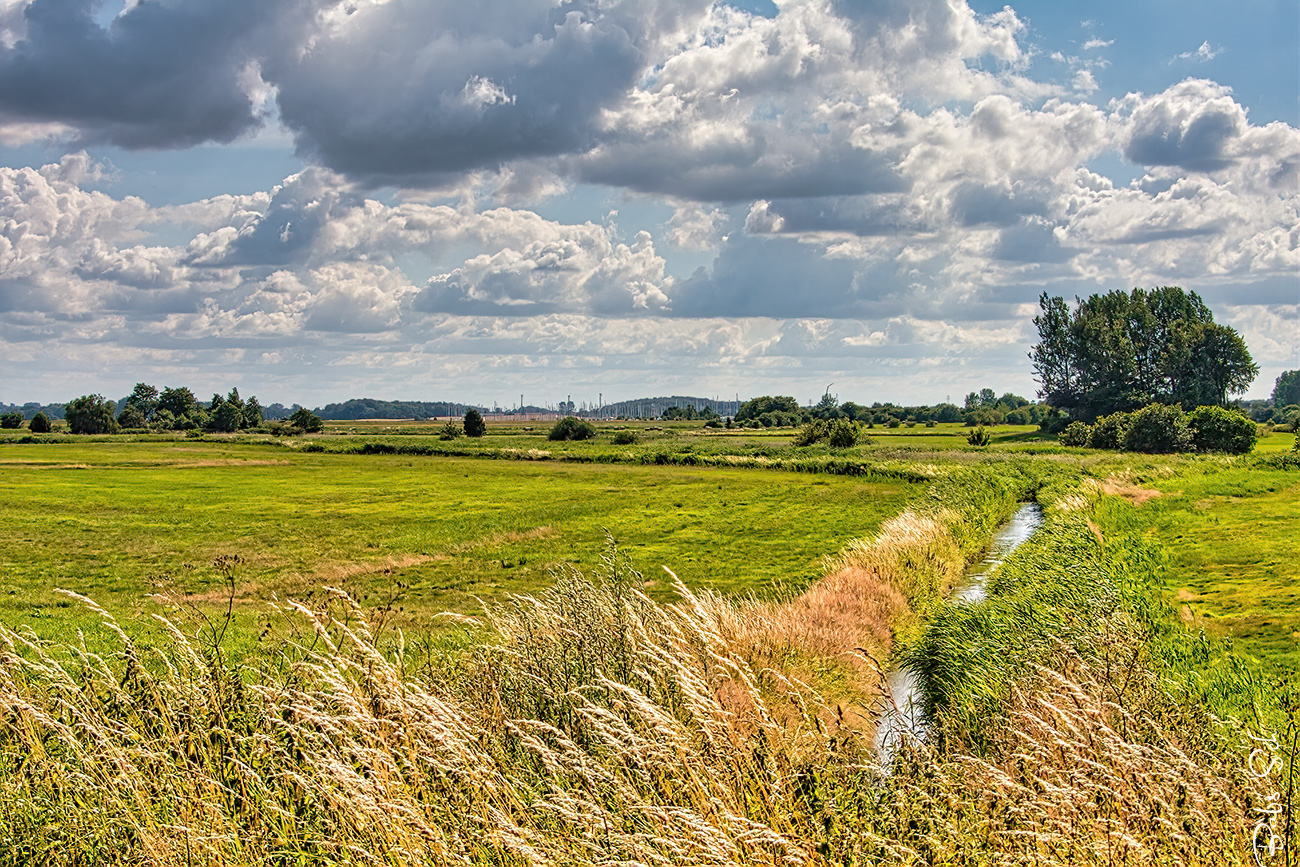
top-left (65, 394), bottom-right (118, 434)
top-left (1031, 287), bottom-right (1257, 420)
top-left (1273, 370), bottom-right (1300, 407)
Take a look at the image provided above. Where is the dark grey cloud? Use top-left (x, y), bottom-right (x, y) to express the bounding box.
top-left (992, 218), bottom-right (1072, 263)
top-left (0, 0), bottom-right (289, 148)
top-left (268, 0), bottom-right (648, 185)
top-left (672, 235), bottom-right (868, 318)
top-left (948, 181), bottom-right (1046, 227)
top-left (1119, 80), bottom-right (1247, 172)
top-left (577, 139), bottom-right (909, 203)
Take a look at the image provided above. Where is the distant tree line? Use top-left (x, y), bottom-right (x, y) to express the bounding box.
top-left (42, 383), bottom-right (317, 436)
top-left (315, 399), bottom-right (474, 420)
top-left (729, 391), bottom-right (1051, 430)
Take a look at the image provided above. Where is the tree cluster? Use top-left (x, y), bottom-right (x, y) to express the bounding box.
top-left (1057, 403), bottom-right (1258, 454)
top-left (1032, 287), bottom-right (1257, 421)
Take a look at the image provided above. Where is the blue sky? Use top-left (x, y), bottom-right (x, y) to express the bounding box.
top-left (1, 0), bottom-right (1295, 409)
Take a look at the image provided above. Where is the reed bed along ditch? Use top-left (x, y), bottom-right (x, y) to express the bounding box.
top-left (0, 458), bottom-right (1293, 865)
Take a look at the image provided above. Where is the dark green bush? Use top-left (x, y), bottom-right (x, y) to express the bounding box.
top-left (463, 408), bottom-right (486, 438)
top-left (1186, 405), bottom-right (1257, 454)
top-left (0, 411), bottom-right (21, 429)
top-left (28, 412), bottom-right (52, 434)
top-left (438, 420), bottom-right (462, 440)
top-left (548, 416), bottom-right (596, 441)
top-left (1122, 403), bottom-right (1190, 454)
top-left (1087, 412), bottom-right (1130, 450)
top-left (1058, 421), bottom-right (1091, 447)
top-left (966, 426), bottom-right (991, 447)
top-left (612, 431), bottom-right (637, 445)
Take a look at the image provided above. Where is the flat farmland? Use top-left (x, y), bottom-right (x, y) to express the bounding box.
top-left (0, 439), bottom-right (916, 652)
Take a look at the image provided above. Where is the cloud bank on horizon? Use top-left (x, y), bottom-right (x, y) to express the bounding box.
top-left (0, 0), bottom-right (1296, 406)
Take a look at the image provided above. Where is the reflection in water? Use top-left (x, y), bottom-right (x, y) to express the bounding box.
top-left (875, 502), bottom-right (1044, 765)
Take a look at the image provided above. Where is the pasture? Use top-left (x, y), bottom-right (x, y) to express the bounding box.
top-left (0, 436), bottom-right (916, 655)
top-left (0, 419), bottom-right (1295, 865)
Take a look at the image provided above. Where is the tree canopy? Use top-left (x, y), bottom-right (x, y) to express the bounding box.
top-left (1031, 287), bottom-right (1257, 420)
top-left (1273, 370), bottom-right (1300, 407)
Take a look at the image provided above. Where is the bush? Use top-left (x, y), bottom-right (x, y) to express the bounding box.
top-left (438, 420), bottom-right (462, 440)
top-left (548, 416), bottom-right (596, 441)
top-left (1087, 412), bottom-right (1130, 450)
top-left (1122, 403), bottom-right (1191, 454)
top-left (611, 430), bottom-right (638, 445)
top-left (827, 418), bottom-right (863, 448)
top-left (1058, 421), bottom-right (1091, 447)
top-left (966, 426), bottom-right (991, 447)
top-left (28, 412), bottom-right (52, 434)
top-left (463, 408), bottom-right (486, 438)
top-left (0, 411), bottom-right (21, 429)
top-left (289, 407), bottom-right (324, 433)
top-left (792, 420), bottom-right (828, 446)
top-left (1186, 405), bottom-right (1258, 454)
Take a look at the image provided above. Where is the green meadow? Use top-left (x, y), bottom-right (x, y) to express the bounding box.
top-left (0, 435), bottom-right (916, 654)
top-left (0, 419), bottom-right (1296, 865)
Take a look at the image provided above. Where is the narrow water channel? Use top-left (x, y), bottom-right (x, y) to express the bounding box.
top-left (875, 502), bottom-right (1045, 764)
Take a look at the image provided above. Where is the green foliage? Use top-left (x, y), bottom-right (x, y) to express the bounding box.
top-left (827, 418), bottom-right (863, 447)
top-left (438, 420), bottom-right (462, 440)
top-left (65, 394), bottom-right (118, 434)
top-left (289, 407), bottom-right (325, 433)
top-left (1032, 286), bottom-right (1258, 419)
top-left (1057, 420), bottom-right (1091, 447)
top-left (611, 430), bottom-right (637, 445)
top-left (792, 420), bottom-right (827, 446)
top-left (735, 395), bottom-right (800, 422)
top-left (1087, 411), bottom-right (1130, 450)
top-left (965, 426), bottom-right (990, 447)
top-left (1186, 404), bottom-right (1258, 454)
top-left (1272, 369), bottom-right (1300, 407)
top-left (116, 403), bottom-right (147, 429)
top-left (28, 412), bottom-right (51, 433)
top-left (208, 401), bottom-right (244, 433)
top-left (548, 416), bottom-right (597, 441)
top-left (1122, 403), bottom-right (1191, 454)
top-left (0, 411), bottom-right (21, 429)
top-left (462, 407), bottom-right (486, 438)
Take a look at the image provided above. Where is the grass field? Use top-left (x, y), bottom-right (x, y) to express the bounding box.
top-left (0, 437), bottom-right (916, 655)
top-left (1090, 459), bottom-right (1300, 674)
top-left (0, 420), bottom-right (1295, 865)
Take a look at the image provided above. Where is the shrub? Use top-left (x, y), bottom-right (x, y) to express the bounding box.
top-left (611, 430), bottom-right (637, 445)
top-left (924, 419), bottom-right (936, 428)
top-left (28, 412), bottom-right (52, 433)
top-left (548, 416), bottom-right (596, 441)
top-left (0, 411), bottom-right (21, 429)
top-left (966, 426), bottom-right (991, 447)
top-left (792, 420), bottom-right (827, 446)
top-left (827, 418), bottom-right (862, 448)
top-left (887, 418), bottom-right (901, 428)
top-left (463, 408), bottom-right (486, 438)
top-left (1186, 405), bottom-right (1258, 454)
top-left (289, 407), bottom-right (324, 433)
top-left (438, 420), bottom-right (462, 440)
top-left (1087, 411), bottom-right (1130, 450)
top-left (1122, 403), bottom-right (1191, 454)
top-left (1058, 421), bottom-right (1092, 447)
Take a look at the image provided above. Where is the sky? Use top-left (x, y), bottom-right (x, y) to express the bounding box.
top-left (0, 0), bottom-right (1296, 409)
